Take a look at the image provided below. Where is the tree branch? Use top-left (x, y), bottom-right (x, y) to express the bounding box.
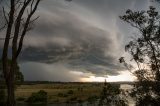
top-left (2, 0), bottom-right (15, 80)
top-left (16, 0), bottom-right (40, 58)
top-left (12, 0), bottom-right (32, 59)
top-left (2, 7), bottom-right (9, 24)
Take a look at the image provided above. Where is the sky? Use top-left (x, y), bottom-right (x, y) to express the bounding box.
top-left (0, 0), bottom-right (157, 82)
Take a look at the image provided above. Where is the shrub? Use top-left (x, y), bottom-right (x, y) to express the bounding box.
top-left (87, 95), bottom-right (98, 104)
top-left (57, 93), bottom-right (63, 97)
top-left (17, 97), bottom-right (25, 101)
top-left (78, 99), bottom-right (83, 106)
top-left (70, 97), bottom-right (77, 101)
top-left (26, 90), bottom-right (47, 103)
top-left (67, 90), bottom-right (74, 95)
top-left (57, 93), bottom-right (68, 97)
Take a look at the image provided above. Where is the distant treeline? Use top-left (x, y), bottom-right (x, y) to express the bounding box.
top-left (21, 81), bottom-right (135, 85)
top-left (22, 81), bottom-right (98, 85)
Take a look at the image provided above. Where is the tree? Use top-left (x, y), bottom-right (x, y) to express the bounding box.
top-left (120, 6), bottom-right (160, 106)
top-left (98, 80), bottom-right (128, 106)
top-left (0, 0), bottom-right (40, 106)
top-left (0, 60), bottom-right (24, 83)
top-left (0, 60), bottom-right (23, 106)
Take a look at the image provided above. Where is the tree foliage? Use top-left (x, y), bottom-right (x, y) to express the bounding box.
top-left (120, 6), bottom-right (160, 106)
top-left (98, 81), bottom-right (128, 106)
top-left (0, 60), bottom-right (24, 83)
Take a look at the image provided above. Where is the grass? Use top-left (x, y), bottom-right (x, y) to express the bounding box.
top-left (15, 83), bottom-right (104, 104)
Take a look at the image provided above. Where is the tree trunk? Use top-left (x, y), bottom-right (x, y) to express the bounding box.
top-left (6, 77), bottom-right (15, 106)
top-left (5, 65), bottom-right (16, 106)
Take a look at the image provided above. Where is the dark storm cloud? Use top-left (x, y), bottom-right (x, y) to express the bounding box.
top-left (20, 62), bottom-right (85, 82)
top-left (0, 0), bottom-right (151, 81)
top-left (20, 61), bottom-right (122, 82)
top-left (19, 2), bottom-right (124, 78)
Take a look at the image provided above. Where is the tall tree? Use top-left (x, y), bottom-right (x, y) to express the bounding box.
top-left (98, 80), bottom-right (128, 106)
top-left (0, 60), bottom-right (23, 106)
top-left (120, 6), bottom-right (160, 106)
top-left (0, 0), bottom-right (40, 106)
top-left (0, 60), bottom-right (24, 83)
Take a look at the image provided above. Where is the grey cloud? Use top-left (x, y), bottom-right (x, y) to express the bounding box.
top-left (20, 61), bottom-right (123, 82)
top-left (18, 4), bottom-right (124, 78)
top-left (19, 0), bottom-right (149, 81)
top-left (0, 0), bottom-right (152, 81)
top-left (20, 62), bottom-right (89, 82)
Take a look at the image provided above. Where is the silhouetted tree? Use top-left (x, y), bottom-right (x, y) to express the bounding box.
top-left (98, 80), bottom-right (128, 106)
top-left (0, 60), bottom-right (23, 106)
top-left (120, 6), bottom-right (160, 106)
top-left (0, 60), bottom-right (24, 83)
top-left (0, 0), bottom-right (41, 106)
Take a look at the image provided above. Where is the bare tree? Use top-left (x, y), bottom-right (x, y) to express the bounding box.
top-left (0, 0), bottom-right (40, 106)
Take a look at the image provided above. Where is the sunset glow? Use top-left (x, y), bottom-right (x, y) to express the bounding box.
top-left (81, 71), bottom-right (136, 82)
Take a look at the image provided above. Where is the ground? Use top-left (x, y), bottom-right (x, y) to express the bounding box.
top-left (15, 82), bottom-right (106, 104)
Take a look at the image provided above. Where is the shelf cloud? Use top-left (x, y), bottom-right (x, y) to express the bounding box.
top-left (0, 0), bottom-right (151, 81)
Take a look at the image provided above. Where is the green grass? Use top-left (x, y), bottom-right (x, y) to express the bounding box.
top-left (15, 83), bottom-right (104, 103)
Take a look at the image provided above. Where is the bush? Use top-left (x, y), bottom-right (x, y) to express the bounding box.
top-left (87, 95), bottom-right (98, 104)
top-left (57, 93), bottom-right (68, 97)
top-left (17, 97), bottom-right (25, 101)
top-left (70, 97), bottom-right (77, 101)
top-left (26, 90), bottom-right (47, 103)
top-left (67, 90), bottom-right (74, 95)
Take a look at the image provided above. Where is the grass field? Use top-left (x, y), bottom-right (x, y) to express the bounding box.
top-left (15, 82), bottom-right (106, 104)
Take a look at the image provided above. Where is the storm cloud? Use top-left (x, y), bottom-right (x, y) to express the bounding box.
top-left (0, 0), bottom-right (153, 81)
